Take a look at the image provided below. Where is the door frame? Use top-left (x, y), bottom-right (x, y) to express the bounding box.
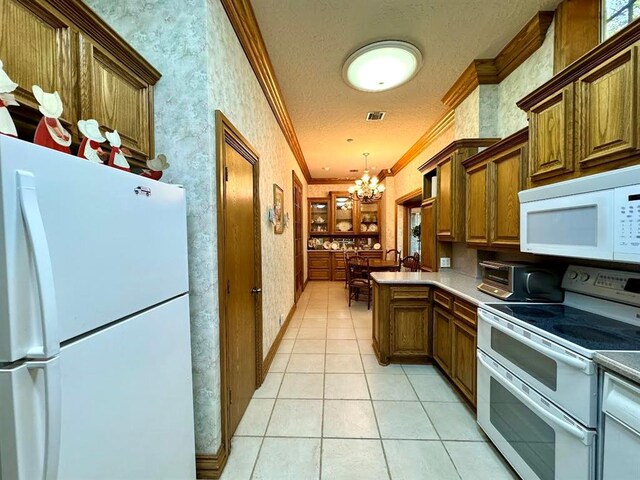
top-left (395, 188), bottom-right (422, 256)
top-left (292, 170), bottom-right (304, 303)
top-left (215, 110), bottom-right (263, 463)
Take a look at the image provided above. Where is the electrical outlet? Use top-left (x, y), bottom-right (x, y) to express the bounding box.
top-left (440, 257), bottom-right (451, 268)
top-left (279, 314), bottom-right (284, 326)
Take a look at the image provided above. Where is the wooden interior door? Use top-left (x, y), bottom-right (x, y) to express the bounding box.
top-left (223, 128), bottom-right (259, 437)
top-left (293, 172), bottom-right (304, 302)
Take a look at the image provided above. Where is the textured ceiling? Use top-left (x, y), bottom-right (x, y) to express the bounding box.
top-left (252, 0), bottom-right (562, 179)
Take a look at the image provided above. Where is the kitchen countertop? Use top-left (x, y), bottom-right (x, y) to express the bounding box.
top-left (594, 351), bottom-right (640, 385)
top-left (370, 270), bottom-right (500, 306)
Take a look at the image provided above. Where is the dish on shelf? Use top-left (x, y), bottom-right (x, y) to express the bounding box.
top-left (360, 223), bottom-right (368, 232)
top-left (373, 243), bottom-right (381, 250)
top-left (367, 223), bottom-right (378, 232)
top-left (316, 216), bottom-right (325, 223)
top-left (330, 241), bottom-right (339, 250)
top-left (336, 221), bottom-right (353, 232)
top-left (323, 241), bottom-right (331, 250)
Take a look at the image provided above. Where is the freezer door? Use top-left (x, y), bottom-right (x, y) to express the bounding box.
top-left (0, 136), bottom-right (188, 362)
top-left (0, 295), bottom-right (196, 479)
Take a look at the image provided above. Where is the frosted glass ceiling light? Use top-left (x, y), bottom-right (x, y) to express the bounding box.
top-left (343, 40), bottom-right (423, 92)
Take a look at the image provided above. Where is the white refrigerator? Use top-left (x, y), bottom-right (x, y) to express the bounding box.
top-left (0, 136), bottom-right (196, 479)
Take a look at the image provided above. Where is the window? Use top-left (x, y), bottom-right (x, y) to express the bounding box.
top-left (603, 0), bottom-right (640, 39)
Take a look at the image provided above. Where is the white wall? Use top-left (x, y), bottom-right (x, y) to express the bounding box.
top-left (86, 0), bottom-right (307, 455)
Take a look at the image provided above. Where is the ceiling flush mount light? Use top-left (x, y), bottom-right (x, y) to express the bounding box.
top-left (343, 40), bottom-right (423, 92)
top-left (348, 153), bottom-right (385, 203)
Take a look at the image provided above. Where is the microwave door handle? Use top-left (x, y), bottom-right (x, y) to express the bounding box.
top-left (477, 352), bottom-right (589, 444)
top-left (17, 171), bottom-right (59, 358)
top-left (479, 311), bottom-right (592, 374)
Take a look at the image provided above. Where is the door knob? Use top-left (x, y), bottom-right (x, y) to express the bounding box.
top-left (251, 287), bottom-right (262, 295)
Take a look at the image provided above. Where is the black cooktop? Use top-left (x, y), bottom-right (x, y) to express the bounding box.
top-left (489, 304), bottom-right (640, 351)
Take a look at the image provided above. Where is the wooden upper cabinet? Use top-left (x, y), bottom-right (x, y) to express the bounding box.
top-left (436, 157), bottom-right (454, 239)
top-left (519, 22), bottom-right (640, 185)
top-left (463, 129), bottom-right (528, 249)
top-left (420, 197), bottom-right (437, 272)
top-left (576, 46), bottom-right (640, 169)
top-left (465, 163), bottom-right (490, 246)
top-left (418, 139), bottom-right (499, 244)
top-left (1, 0), bottom-right (76, 129)
top-left (79, 36), bottom-right (153, 159)
top-left (528, 85), bottom-right (574, 183)
top-left (0, 0), bottom-right (160, 165)
top-left (490, 145), bottom-right (527, 247)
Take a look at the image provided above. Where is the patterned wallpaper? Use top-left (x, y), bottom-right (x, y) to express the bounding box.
top-left (86, 0), bottom-right (307, 455)
top-left (498, 20), bottom-right (555, 138)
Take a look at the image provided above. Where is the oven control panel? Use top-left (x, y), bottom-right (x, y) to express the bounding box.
top-left (563, 265), bottom-right (640, 307)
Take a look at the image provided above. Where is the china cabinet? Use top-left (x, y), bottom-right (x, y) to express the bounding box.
top-left (308, 198), bottom-right (330, 233)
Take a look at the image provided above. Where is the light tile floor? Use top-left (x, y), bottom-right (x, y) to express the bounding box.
top-left (222, 281), bottom-right (517, 480)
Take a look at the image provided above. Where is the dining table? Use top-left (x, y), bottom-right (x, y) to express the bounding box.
top-left (367, 259), bottom-right (401, 272)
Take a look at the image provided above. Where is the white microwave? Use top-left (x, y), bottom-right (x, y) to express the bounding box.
top-left (519, 165), bottom-right (640, 263)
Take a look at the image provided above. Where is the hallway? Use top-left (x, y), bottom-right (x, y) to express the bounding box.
top-left (221, 282), bottom-right (516, 480)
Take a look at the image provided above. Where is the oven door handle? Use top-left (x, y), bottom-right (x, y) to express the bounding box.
top-left (479, 311), bottom-right (593, 374)
top-left (477, 352), bottom-right (589, 444)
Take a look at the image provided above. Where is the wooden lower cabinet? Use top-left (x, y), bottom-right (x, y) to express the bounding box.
top-left (372, 283), bottom-right (431, 365)
top-left (308, 251), bottom-right (330, 280)
top-left (432, 307), bottom-right (453, 375)
top-left (432, 289), bottom-right (478, 407)
top-left (451, 318), bottom-right (477, 405)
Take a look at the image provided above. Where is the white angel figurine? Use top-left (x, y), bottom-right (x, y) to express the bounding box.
top-left (105, 130), bottom-right (130, 171)
top-left (32, 85), bottom-right (71, 153)
top-left (0, 59), bottom-right (19, 137)
top-left (140, 154), bottom-right (169, 180)
top-left (77, 119), bottom-right (106, 164)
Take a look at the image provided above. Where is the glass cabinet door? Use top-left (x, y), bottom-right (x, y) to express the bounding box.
top-left (333, 194), bottom-right (354, 233)
top-left (309, 199), bottom-right (330, 233)
top-left (359, 201), bottom-right (379, 234)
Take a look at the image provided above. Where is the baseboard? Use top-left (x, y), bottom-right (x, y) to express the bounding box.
top-left (303, 277), bottom-right (309, 290)
top-left (262, 303), bottom-right (297, 377)
top-left (196, 443), bottom-right (228, 479)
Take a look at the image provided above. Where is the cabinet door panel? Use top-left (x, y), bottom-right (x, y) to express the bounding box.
top-left (437, 159), bottom-right (452, 238)
top-left (465, 164), bottom-right (489, 246)
top-left (490, 148), bottom-right (526, 247)
top-left (529, 86), bottom-right (574, 182)
top-left (79, 36), bottom-right (151, 159)
top-left (390, 302), bottom-right (430, 357)
top-left (577, 46), bottom-right (640, 168)
top-left (452, 319), bottom-right (476, 406)
top-left (420, 198), bottom-right (437, 271)
top-left (0, 0), bottom-right (75, 126)
top-left (432, 307), bottom-right (453, 375)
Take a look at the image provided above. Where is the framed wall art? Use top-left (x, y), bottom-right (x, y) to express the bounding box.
top-left (273, 183), bottom-right (284, 234)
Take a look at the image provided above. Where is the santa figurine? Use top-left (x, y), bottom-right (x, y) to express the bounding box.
top-left (140, 154), bottom-right (169, 180)
top-left (105, 130), bottom-right (130, 171)
top-left (32, 85), bottom-right (71, 154)
top-left (0, 59), bottom-right (19, 137)
top-left (77, 119), bottom-right (106, 163)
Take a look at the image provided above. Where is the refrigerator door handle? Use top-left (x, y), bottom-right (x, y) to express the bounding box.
top-left (28, 357), bottom-right (62, 480)
top-left (17, 170), bottom-right (59, 358)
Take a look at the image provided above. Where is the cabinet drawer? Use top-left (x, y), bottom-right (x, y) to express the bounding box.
top-left (433, 289), bottom-right (454, 310)
top-left (309, 256), bottom-right (330, 269)
top-left (309, 268), bottom-right (330, 280)
top-left (453, 298), bottom-right (477, 327)
top-left (390, 287), bottom-right (430, 301)
top-left (360, 251), bottom-right (383, 259)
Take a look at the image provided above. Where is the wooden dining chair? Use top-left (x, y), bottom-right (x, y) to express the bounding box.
top-left (347, 256), bottom-right (372, 309)
top-left (343, 250), bottom-right (359, 288)
top-left (400, 253), bottom-right (420, 272)
top-left (385, 249), bottom-right (401, 265)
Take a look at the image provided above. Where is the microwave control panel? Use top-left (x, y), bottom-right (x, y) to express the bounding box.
top-left (614, 185), bottom-right (640, 262)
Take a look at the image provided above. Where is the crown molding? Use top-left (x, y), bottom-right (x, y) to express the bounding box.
top-left (219, 0), bottom-right (312, 183)
top-left (381, 109), bottom-right (455, 179)
top-left (442, 11), bottom-right (554, 109)
top-left (308, 178), bottom-right (360, 185)
top-left (418, 138), bottom-right (500, 172)
top-left (461, 128), bottom-right (528, 169)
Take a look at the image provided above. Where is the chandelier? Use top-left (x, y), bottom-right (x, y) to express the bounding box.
top-left (348, 153), bottom-right (385, 203)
